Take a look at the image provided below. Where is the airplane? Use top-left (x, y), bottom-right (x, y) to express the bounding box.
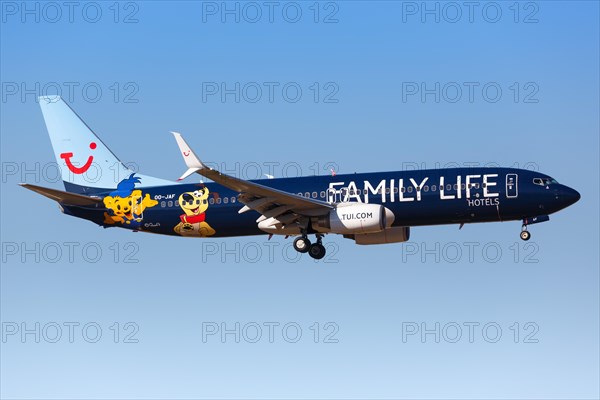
top-left (21, 96), bottom-right (580, 260)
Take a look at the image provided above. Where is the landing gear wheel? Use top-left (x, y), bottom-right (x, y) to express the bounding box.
top-left (520, 230), bottom-right (531, 241)
top-left (308, 243), bottom-right (326, 260)
top-left (293, 236), bottom-right (311, 253)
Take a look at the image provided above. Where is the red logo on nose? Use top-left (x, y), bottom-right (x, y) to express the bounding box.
top-left (61, 142), bottom-right (96, 174)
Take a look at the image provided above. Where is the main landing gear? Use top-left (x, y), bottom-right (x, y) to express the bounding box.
top-left (293, 236), bottom-right (310, 253)
top-left (293, 233), bottom-right (326, 260)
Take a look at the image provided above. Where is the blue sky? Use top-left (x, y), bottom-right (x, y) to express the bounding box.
top-left (1, 1), bottom-right (599, 398)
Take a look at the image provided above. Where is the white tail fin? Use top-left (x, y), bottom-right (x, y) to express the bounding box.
top-left (38, 96), bottom-right (173, 193)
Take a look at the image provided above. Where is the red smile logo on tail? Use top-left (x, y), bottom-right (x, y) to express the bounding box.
top-left (60, 142), bottom-right (97, 174)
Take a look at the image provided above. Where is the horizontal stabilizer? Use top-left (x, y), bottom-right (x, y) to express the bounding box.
top-left (19, 183), bottom-right (103, 206)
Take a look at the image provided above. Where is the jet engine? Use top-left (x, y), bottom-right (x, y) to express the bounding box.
top-left (312, 203), bottom-right (395, 234)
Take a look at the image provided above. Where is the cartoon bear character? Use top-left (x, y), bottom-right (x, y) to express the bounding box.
top-left (173, 187), bottom-right (216, 237)
top-left (103, 174), bottom-right (158, 226)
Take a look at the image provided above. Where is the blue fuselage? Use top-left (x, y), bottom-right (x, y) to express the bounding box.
top-left (64, 167), bottom-right (580, 238)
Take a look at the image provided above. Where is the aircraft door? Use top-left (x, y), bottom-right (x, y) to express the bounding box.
top-left (506, 174), bottom-right (518, 198)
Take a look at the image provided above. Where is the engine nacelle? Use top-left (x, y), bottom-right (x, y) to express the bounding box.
top-left (351, 226), bottom-right (410, 245)
top-left (312, 203), bottom-right (395, 234)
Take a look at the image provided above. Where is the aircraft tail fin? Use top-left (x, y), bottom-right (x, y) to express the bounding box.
top-left (38, 96), bottom-right (174, 194)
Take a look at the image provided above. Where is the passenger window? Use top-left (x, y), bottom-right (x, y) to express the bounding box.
top-left (453, 184), bottom-right (458, 190)
top-left (175, 201), bottom-right (179, 207)
top-left (423, 185), bottom-right (429, 192)
top-left (167, 201), bottom-right (173, 207)
top-left (393, 187), bottom-right (398, 193)
top-left (216, 198), bottom-right (222, 204)
top-left (312, 192), bottom-right (317, 198)
top-left (401, 187), bottom-right (405, 193)
top-left (320, 191), bottom-right (325, 198)
top-left (305, 192), bottom-right (310, 198)
top-left (407, 186), bottom-right (413, 193)
top-left (209, 198), bottom-right (214, 205)
top-left (161, 201), bottom-right (166, 208)
top-left (431, 185), bottom-right (437, 191)
top-left (446, 184), bottom-right (451, 191)
top-left (223, 197), bottom-right (228, 204)
top-left (231, 197), bottom-right (236, 203)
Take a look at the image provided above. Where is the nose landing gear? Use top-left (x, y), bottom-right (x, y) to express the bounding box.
top-left (520, 227), bottom-right (531, 241)
top-left (519, 215), bottom-right (550, 241)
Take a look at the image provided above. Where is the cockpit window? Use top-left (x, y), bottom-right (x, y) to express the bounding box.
top-left (534, 177), bottom-right (559, 186)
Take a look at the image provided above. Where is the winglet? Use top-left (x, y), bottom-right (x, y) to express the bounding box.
top-left (171, 131), bottom-right (207, 181)
top-left (177, 167), bottom-right (201, 181)
top-left (171, 131), bottom-right (206, 169)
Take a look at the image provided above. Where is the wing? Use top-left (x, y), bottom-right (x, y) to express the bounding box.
top-left (171, 132), bottom-right (333, 233)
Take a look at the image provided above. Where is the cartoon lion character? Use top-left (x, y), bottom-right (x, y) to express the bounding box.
top-left (103, 174), bottom-right (158, 226)
top-left (173, 187), bottom-right (216, 237)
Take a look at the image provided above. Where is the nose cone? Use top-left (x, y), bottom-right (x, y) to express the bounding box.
top-left (561, 186), bottom-right (581, 207)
